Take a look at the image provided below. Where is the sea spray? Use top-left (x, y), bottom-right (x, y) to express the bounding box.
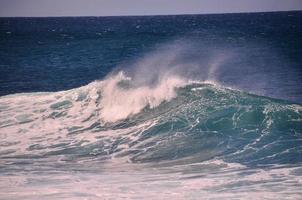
top-left (99, 71), bottom-right (188, 122)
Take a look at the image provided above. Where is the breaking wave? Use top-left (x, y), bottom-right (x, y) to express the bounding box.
top-left (0, 72), bottom-right (301, 167)
top-left (0, 42), bottom-right (302, 168)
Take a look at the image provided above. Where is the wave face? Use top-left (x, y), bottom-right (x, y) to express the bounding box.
top-left (1, 73), bottom-right (301, 166)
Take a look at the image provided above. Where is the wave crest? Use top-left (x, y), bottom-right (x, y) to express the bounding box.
top-left (99, 71), bottom-right (188, 122)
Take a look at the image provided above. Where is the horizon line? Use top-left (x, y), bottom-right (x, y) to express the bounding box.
top-left (0, 9), bottom-right (301, 18)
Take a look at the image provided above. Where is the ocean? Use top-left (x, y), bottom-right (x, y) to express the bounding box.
top-left (0, 11), bottom-right (302, 199)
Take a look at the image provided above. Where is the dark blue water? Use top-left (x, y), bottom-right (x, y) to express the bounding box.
top-left (0, 11), bottom-right (302, 199)
top-left (1, 11), bottom-right (302, 101)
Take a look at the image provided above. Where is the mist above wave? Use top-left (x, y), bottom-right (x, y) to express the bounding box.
top-left (98, 40), bottom-right (231, 122)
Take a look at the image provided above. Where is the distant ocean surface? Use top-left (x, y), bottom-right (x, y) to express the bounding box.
top-left (0, 11), bottom-right (302, 199)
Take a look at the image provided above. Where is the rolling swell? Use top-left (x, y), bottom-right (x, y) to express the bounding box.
top-left (0, 76), bottom-right (301, 167)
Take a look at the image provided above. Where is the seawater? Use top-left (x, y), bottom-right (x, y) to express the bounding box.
top-left (0, 11), bottom-right (302, 199)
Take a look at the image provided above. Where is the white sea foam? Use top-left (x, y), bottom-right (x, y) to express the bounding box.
top-left (99, 71), bottom-right (188, 123)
